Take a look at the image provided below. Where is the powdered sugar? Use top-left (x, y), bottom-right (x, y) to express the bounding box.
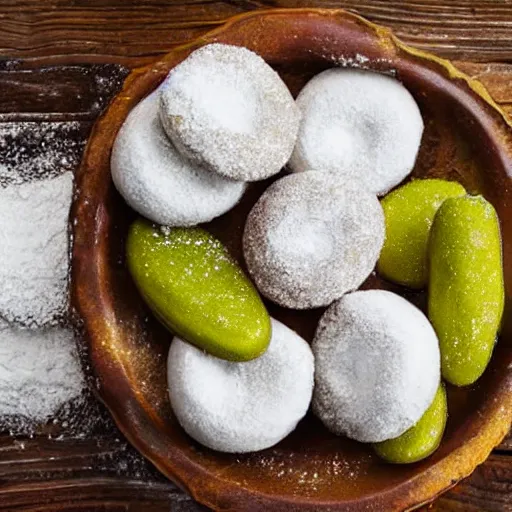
top-left (312, 290), bottom-right (440, 443)
top-left (243, 172), bottom-right (385, 309)
top-left (167, 318), bottom-right (314, 453)
top-left (0, 171), bottom-right (73, 327)
top-left (333, 53), bottom-right (370, 67)
top-left (111, 90), bottom-right (246, 227)
top-left (290, 68), bottom-right (424, 196)
top-left (0, 68), bottom-right (127, 434)
top-left (159, 43), bottom-right (300, 181)
top-left (0, 322), bottom-right (84, 422)
top-left (0, 115), bottom-right (94, 433)
top-left (170, 61), bottom-right (257, 134)
top-left (0, 121), bottom-right (85, 186)
top-left (269, 213), bottom-right (334, 265)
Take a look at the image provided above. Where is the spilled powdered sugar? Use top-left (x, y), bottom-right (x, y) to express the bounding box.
top-left (0, 322), bottom-right (84, 423)
top-left (0, 118), bottom-right (89, 431)
top-left (334, 53), bottom-right (370, 67)
top-left (0, 171), bottom-right (73, 327)
top-left (304, 41), bottom-right (395, 75)
top-left (0, 121), bottom-right (85, 186)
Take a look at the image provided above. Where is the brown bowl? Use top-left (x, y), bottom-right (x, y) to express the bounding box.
top-left (72, 8), bottom-right (512, 511)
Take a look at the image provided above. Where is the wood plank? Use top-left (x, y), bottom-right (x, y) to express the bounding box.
top-left (498, 431), bottom-right (512, 453)
top-left (0, 434), bottom-right (507, 511)
top-left (455, 61), bottom-right (512, 106)
top-left (2, 1), bottom-right (512, 67)
top-left (0, 433), bottom-right (204, 511)
top-left (0, 64), bottom-right (128, 121)
top-left (427, 454), bottom-right (512, 511)
top-left (0, 1), bottom-right (243, 67)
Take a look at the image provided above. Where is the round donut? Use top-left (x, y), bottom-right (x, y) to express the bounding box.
top-left (312, 289), bottom-right (440, 443)
top-left (159, 43), bottom-right (300, 182)
top-left (111, 90), bottom-right (245, 227)
top-left (167, 318), bottom-right (314, 453)
top-left (289, 68), bottom-right (424, 196)
top-left (243, 171), bottom-right (385, 309)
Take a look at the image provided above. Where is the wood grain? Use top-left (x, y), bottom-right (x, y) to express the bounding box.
top-left (0, 64), bottom-right (128, 121)
top-left (497, 431), bottom-right (512, 453)
top-left (0, 433), bottom-right (204, 511)
top-left (0, 2), bottom-right (510, 511)
top-left (2, 1), bottom-right (512, 66)
top-left (428, 455), bottom-right (512, 511)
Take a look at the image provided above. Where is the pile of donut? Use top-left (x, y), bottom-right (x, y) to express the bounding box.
top-left (112, 44), bottom-right (504, 464)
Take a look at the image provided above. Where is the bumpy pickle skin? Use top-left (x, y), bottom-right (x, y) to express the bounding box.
top-left (428, 196), bottom-right (504, 386)
top-left (379, 179), bottom-right (466, 289)
top-left (374, 384), bottom-right (447, 464)
top-left (127, 218), bottom-right (271, 362)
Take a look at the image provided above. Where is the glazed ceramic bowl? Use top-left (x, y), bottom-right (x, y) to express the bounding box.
top-left (72, 8), bottom-right (512, 511)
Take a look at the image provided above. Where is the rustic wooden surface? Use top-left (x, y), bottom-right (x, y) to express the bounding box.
top-left (0, 1), bottom-right (510, 511)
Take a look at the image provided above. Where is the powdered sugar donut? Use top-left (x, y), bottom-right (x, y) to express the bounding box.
top-left (111, 90), bottom-right (245, 227)
top-left (243, 172), bottom-right (385, 309)
top-left (290, 69), bottom-right (424, 195)
top-left (313, 290), bottom-right (440, 443)
top-left (159, 44), bottom-right (300, 181)
top-left (167, 318), bottom-right (314, 453)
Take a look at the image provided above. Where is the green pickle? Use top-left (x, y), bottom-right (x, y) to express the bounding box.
top-left (374, 384), bottom-right (447, 464)
top-left (429, 196), bottom-right (504, 386)
top-left (379, 179), bottom-right (466, 288)
top-left (127, 218), bottom-right (271, 362)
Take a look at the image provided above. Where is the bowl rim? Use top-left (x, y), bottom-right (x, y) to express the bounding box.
top-left (72, 7), bottom-right (512, 511)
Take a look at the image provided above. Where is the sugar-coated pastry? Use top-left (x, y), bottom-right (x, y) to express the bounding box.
top-left (159, 43), bottom-right (300, 181)
top-left (111, 91), bottom-right (245, 227)
top-left (243, 171), bottom-right (385, 309)
top-left (167, 318), bottom-right (314, 453)
top-left (313, 290), bottom-right (440, 443)
top-left (290, 68), bottom-right (424, 195)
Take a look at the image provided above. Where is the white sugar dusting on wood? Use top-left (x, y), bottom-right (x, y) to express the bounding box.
top-left (0, 117), bottom-right (91, 432)
top-left (0, 172), bottom-right (73, 327)
top-left (0, 121), bottom-right (85, 186)
top-left (0, 323), bottom-right (84, 422)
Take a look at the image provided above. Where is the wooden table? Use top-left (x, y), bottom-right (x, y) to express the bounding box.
top-left (0, 1), bottom-right (510, 510)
